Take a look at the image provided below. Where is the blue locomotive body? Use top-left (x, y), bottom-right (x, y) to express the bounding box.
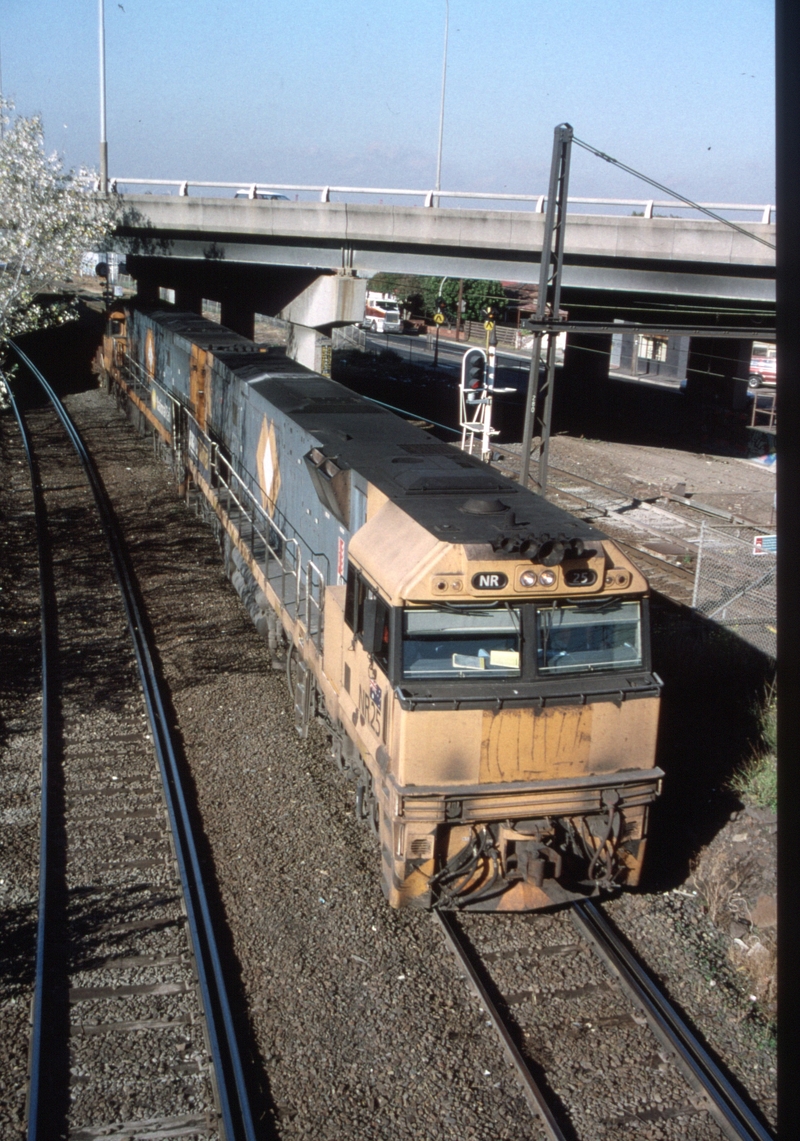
top-left (102, 305), bottom-right (664, 912)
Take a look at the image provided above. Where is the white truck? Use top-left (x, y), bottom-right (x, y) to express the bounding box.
top-left (362, 292), bottom-right (404, 334)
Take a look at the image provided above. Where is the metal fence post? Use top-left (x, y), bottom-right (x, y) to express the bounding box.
top-left (691, 520), bottom-right (705, 609)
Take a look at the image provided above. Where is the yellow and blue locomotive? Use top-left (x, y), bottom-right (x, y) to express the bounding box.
top-left (101, 306), bottom-right (663, 911)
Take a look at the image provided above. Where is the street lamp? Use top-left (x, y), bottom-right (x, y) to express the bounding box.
top-left (434, 0), bottom-right (449, 206)
top-left (99, 0), bottom-right (108, 193)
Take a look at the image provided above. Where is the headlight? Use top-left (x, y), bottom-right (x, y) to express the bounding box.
top-left (539, 569), bottom-right (557, 587)
top-left (520, 570), bottom-right (538, 587)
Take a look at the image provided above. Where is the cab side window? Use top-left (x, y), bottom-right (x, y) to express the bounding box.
top-left (345, 565), bottom-right (366, 633)
top-left (345, 565), bottom-right (390, 674)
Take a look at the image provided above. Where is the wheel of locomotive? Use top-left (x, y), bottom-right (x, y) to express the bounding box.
top-left (370, 793), bottom-right (381, 838)
top-left (285, 641), bottom-right (299, 699)
top-left (329, 732), bottom-right (350, 773)
top-left (355, 777), bottom-right (372, 823)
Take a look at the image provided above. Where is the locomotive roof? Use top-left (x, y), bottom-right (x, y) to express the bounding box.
top-left (139, 307), bottom-right (606, 550)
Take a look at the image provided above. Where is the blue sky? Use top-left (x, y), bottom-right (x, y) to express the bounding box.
top-left (1, 0), bottom-right (775, 204)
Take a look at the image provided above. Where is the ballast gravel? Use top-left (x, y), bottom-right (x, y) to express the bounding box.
top-left (0, 386), bottom-right (776, 1140)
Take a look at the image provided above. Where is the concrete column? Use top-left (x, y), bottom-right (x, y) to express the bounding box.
top-left (279, 271), bottom-right (366, 371)
top-left (134, 274), bottom-right (159, 305)
top-left (220, 296), bottom-right (255, 340)
top-left (175, 286), bottom-right (203, 314)
top-left (686, 338), bottom-right (753, 410)
top-left (557, 332), bottom-right (613, 436)
top-left (563, 332), bottom-right (613, 383)
top-left (285, 326), bottom-right (333, 374)
top-left (664, 335), bottom-right (690, 383)
top-left (562, 331), bottom-right (611, 401)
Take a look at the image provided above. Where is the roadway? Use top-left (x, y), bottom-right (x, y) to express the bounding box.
top-left (116, 194), bottom-right (775, 303)
top-left (363, 330), bottom-right (686, 393)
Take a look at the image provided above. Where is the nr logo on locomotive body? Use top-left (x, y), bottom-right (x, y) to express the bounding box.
top-left (471, 572), bottom-right (508, 590)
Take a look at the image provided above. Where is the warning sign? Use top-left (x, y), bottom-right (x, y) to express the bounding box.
top-left (753, 535), bottom-right (777, 555)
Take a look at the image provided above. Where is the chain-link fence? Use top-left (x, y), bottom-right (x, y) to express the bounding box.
top-left (331, 325), bottom-right (366, 351)
top-left (691, 521), bottom-right (776, 659)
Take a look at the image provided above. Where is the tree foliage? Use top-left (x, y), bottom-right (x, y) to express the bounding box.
top-left (0, 102), bottom-right (115, 340)
top-left (368, 272), bottom-right (508, 321)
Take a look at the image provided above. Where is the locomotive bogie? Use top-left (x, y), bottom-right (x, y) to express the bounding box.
top-left (100, 306), bottom-right (664, 912)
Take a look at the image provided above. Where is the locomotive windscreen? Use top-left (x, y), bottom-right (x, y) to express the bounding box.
top-left (536, 599), bottom-right (642, 674)
top-left (402, 603), bottom-right (522, 679)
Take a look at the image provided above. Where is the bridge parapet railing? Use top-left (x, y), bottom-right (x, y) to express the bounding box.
top-left (101, 177), bottom-right (775, 224)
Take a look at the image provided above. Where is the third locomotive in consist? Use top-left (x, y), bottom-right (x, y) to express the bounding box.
top-left (100, 306), bottom-right (663, 912)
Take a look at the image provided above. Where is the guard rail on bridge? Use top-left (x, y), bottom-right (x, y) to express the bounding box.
top-left (103, 177), bottom-right (774, 224)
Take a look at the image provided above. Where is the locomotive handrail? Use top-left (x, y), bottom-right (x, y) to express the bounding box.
top-left (218, 451), bottom-right (301, 612)
top-left (304, 560), bottom-right (326, 652)
top-left (209, 443), bottom-right (303, 613)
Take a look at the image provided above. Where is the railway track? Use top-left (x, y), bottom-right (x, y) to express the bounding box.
top-left (437, 903), bottom-right (773, 1141)
top-left (7, 347), bottom-right (256, 1141)
top-left (492, 448), bottom-right (765, 606)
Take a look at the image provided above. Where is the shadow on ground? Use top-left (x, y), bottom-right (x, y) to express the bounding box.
top-left (644, 593), bottom-right (775, 891)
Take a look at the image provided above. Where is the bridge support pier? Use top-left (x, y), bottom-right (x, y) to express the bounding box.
top-left (174, 286), bottom-right (203, 314)
top-left (124, 257), bottom-right (366, 367)
top-left (282, 325), bottom-right (331, 374)
top-left (561, 332), bottom-right (612, 422)
top-left (220, 294), bottom-right (255, 340)
top-left (686, 337), bottom-right (753, 410)
top-left (133, 274), bottom-right (160, 306)
top-left (279, 271), bottom-right (366, 371)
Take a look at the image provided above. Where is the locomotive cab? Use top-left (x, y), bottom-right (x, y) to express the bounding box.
top-left (102, 310), bottom-right (128, 375)
top-left (323, 498), bottom-right (662, 911)
top-left (101, 303), bottom-right (664, 915)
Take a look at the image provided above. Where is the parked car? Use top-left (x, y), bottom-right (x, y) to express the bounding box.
top-left (234, 189), bottom-right (290, 201)
top-left (748, 342), bottom-right (776, 388)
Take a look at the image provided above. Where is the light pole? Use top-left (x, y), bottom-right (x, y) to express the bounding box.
top-left (434, 0), bottom-right (449, 206)
top-left (99, 0), bottom-right (108, 193)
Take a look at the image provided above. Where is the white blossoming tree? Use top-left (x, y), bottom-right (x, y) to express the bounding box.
top-left (0, 101), bottom-right (115, 341)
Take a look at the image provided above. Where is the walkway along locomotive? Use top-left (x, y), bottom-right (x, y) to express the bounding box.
top-left (99, 307), bottom-right (664, 912)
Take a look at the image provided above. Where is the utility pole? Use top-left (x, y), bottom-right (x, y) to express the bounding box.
top-left (99, 0), bottom-right (108, 193)
top-left (519, 123), bottom-right (573, 492)
top-left (434, 0), bottom-right (449, 207)
top-left (455, 278), bottom-right (464, 341)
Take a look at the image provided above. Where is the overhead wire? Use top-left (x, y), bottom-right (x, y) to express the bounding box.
top-left (572, 136), bottom-right (776, 252)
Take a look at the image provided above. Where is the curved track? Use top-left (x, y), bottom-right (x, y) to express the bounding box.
top-left (437, 903), bottom-right (773, 1141)
top-left (7, 345), bottom-right (256, 1141)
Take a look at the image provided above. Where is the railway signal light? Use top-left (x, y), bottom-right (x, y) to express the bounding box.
top-left (462, 349), bottom-right (488, 403)
top-left (468, 354), bottom-right (485, 383)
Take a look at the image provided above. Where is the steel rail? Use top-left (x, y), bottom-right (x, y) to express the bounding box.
top-left (571, 899), bottom-right (773, 1141)
top-left (5, 384), bottom-right (55, 1141)
top-left (545, 462), bottom-right (764, 531)
top-left (9, 343), bottom-right (257, 1141)
top-left (435, 910), bottom-right (569, 1141)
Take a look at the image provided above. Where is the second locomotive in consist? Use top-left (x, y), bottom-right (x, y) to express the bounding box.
top-left (100, 306), bottom-right (663, 912)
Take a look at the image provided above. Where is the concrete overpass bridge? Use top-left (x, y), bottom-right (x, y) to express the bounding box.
top-left (111, 185), bottom-right (775, 382)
